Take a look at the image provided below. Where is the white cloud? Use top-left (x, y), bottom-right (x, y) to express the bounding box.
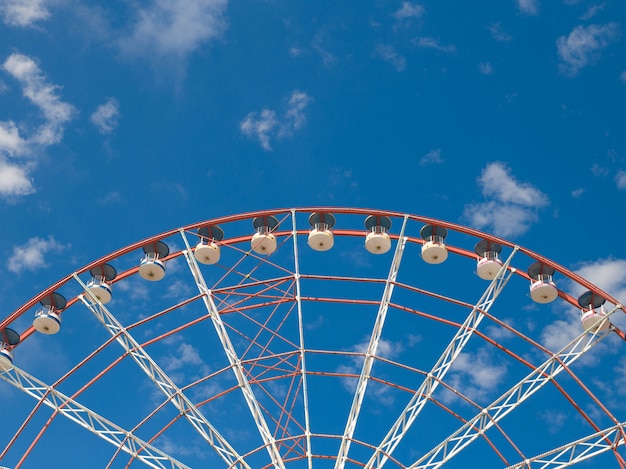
top-left (240, 109), bottom-right (277, 151)
top-left (0, 0), bottom-right (50, 27)
top-left (478, 62), bottom-right (493, 75)
top-left (615, 170), bottom-right (626, 190)
top-left (478, 162), bottom-right (548, 207)
top-left (374, 44), bottom-right (406, 72)
top-left (90, 98), bottom-right (120, 134)
top-left (392, 2), bottom-right (425, 20)
top-left (540, 315), bottom-right (582, 351)
top-left (162, 342), bottom-right (208, 373)
top-left (412, 37), bottom-right (456, 53)
top-left (463, 162), bottom-right (548, 238)
top-left (447, 347), bottom-right (507, 402)
top-left (283, 91), bottom-right (312, 132)
top-left (7, 236), bottom-right (68, 273)
top-left (464, 201), bottom-right (540, 238)
top-left (556, 23), bottom-right (618, 77)
top-left (420, 148), bottom-right (443, 165)
top-left (572, 259), bottom-right (626, 305)
top-left (3, 53), bottom-right (75, 145)
top-left (0, 53), bottom-right (75, 197)
top-left (517, 0), bottom-right (539, 15)
top-left (0, 121), bottom-right (27, 155)
top-left (571, 188), bottom-right (586, 198)
top-left (0, 157), bottom-right (34, 196)
top-left (621, 71), bottom-right (626, 83)
top-left (240, 90), bottom-right (312, 151)
top-left (118, 0), bottom-right (228, 62)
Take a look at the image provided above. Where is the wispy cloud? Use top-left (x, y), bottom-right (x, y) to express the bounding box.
top-left (91, 98), bottom-right (120, 134)
top-left (412, 37), bottom-right (456, 53)
top-left (392, 2), bottom-right (425, 20)
top-left (556, 23), bottom-right (619, 77)
top-left (0, 0), bottom-right (50, 27)
top-left (4, 53), bottom-right (75, 146)
top-left (620, 71), bottom-right (626, 83)
top-left (240, 90), bottom-right (312, 151)
top-left (580, 3), bottom-right (606, 21)
top-left (336, 337), bottom-right (407, 406)
top-left (517, 0), bottom-right (539, 15)
top-left (118, 0), bottom-right (228, 64)
top-left (478, 62), bottom-right (493, 75)
top-left (7, 236), bottom-right (69, 273)
top-left (0, 53), bottom-right (75, 197)
top-left (463, 162), bottom-right (549, 238)
top-left (615, 170), bottom-right (626, 190)
top-left (420, 148), bottom-right (443, 165)
top-left (487, 23), bottom-right (512, 42)
top-left (374, 44), bottom-right (406, 72)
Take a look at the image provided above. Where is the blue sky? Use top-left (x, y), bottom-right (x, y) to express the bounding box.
top-left (0, 0), bottom-right (626, 468)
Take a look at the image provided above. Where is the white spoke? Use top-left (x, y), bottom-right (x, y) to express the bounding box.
top-left (74, 274), bottom-right (248, 469)
top-left (506, 422), bottom-right (626, 468)
top-left (408, 305), bottom-right (620, 469)
top-left (291, 210), bottom-right (313, 469)
top-left (0, 365), bottom-right (189, 469)
top-left (334, 216), bottom-right (409, 469)
top-left (180, 230), bottom-right (286, 469)
top-left (365, 247), bottom-right (519, 469)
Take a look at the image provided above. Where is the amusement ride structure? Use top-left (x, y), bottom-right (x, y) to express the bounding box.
top-left (0, 207), bottom-right (625, 468)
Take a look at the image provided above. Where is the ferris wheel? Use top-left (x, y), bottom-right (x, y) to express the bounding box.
top-left (0, 207), bottom-right (625, 468)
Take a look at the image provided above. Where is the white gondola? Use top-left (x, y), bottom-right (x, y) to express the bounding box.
top-left (251, 216), bottom-right (278, 255)
top-left (578, 291), bottom-right (610, 332)
top-left (475, 239), bottom-right (503, 280)
top-left (0, 345), bottom-right (13, 371)
top-left (33, 307), bottom-right (61, 334)
top-left (308, 213), bottom-right (336, 252)
top-left (364, 215), bottom-right (392, 254)
top-left (139, 241), bottom-right (169, 281)
top-left (86, 264), bottom-right (117, 304)
top-left (420, 225), bottom-right (448, 264)
top-left (527, 262), bottom-right (558, 303)
top-left (195, 225), bottom-right (224, 265)
top-left (0, 328), bottom-right (20, 371)
top-left (33, 291), bottom-right (67, 334)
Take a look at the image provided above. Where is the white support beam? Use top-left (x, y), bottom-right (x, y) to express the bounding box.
top-left (334, 216), bottom-right (409, 469)
top-left (179, 230), bottom-right (286, 469)
top-left (408, 305), bottom-right (621, 469)
top-left (74, 274), bottom-right (248, 469)
top-left (365, 247), bottom-right (519, 469)
top-left (291, 210), bottom-right (313, 469)
top-left (505, 422), bottom-right (626, 468)
top-left (0, 365), bottom-right (190, 469)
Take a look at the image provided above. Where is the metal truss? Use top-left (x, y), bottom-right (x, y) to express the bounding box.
top-left (73, 274), bottom-right (249, 469)
top-left (291, 210), bottom-right (314, 469)
top-left (334, 216), bottom-right (409, 469)
top-left (364, 246), bottom-right (519, 469)
top-left (179, 230), bottom-right (286, 469)
top-left (408, 304), bottom-right (621, 469)
top-left (0, 365), bottom-right (189, 469)
top-left (506, 421), bottom-right (626, 468)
